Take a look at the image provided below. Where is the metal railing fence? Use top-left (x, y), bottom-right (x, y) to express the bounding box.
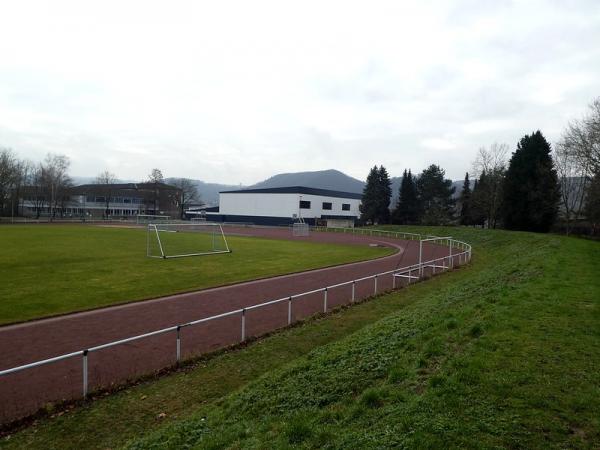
top-left (0, 228), bottom-right (471, 409)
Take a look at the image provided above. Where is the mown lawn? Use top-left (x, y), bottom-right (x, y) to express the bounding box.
top-left (0, 225), bottom-right (392, 324)
top-left (2, 227), bottom-right (599, 449)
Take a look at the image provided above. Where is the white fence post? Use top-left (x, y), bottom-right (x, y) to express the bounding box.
top-left (241, 309), bottom-right (246, 342)
top-left (82, 350), bottom-right (88, 398)
top-left (323, 288), bottom-right (328, 313)
top-left (374, 275), bottom-right (378, 295)
top-left (288, 296), bottom-right (292, 325)
top-left (419, 240), bottom-right (423, 277)
top-left (352, 281), bottom-right (355, 302)
top-left (176, 326), bottom-right (181, 363)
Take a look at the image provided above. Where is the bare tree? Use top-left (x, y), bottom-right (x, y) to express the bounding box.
top-left (0, 149), bottom-right (34, 218)
top-left (553, 143), bottom-right (590, 234)
top-left (561, 98), bottom-right (600, 176)
top-left (471, 143), bottom-right (508, 228)
top-left (95, 170), bottom-right (118, 218)
top-left (170, 178), bottom-right (201, 219)
top-left (147, 169), bottom-right (164, 214)
top-left (148, 169), bottom-right (164, 183)
top-left (0, 148), bottom-right (18, 215)
top-left (30, 164), bottom-right (46, 218)
top-left (42, 154), bottom-right (71, 218)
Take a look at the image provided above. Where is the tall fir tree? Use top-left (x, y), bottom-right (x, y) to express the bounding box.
top-left (502, 131), bottom-right (560, 232)
top-left (393, 169), bottom-right (419, 224)
top-left (416, 164), bottom-right (455, 225)
top-left (470, 174), bottom-right (487, 227)
top-left (360, 165), bottom-right (392, 224)
top-left (360, 166), bottom-right (379, 224)
top-left (459, 172), bottom-right (472, 225)
top-left (377, 165), bottom-right (392, 224)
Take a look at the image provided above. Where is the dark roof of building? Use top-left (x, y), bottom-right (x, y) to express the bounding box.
top-left (220, 186), bottom-right (362, 200)
top-left (74, 182), bottom-right (180, 191)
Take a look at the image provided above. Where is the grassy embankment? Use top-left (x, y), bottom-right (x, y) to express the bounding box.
top-left (2, 227), bottom-right (599, 449)
top-left (0, 225), bottom-right (391, 324)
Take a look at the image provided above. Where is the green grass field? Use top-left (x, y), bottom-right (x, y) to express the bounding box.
top-left (0, 225), bottom-right (392, 325)
top-left (2, 227), bottom-right (599, 449)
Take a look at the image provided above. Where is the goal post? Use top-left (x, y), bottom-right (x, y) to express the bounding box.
top-left (137, 214), bottom-right (171, 225)
top-left (292, 222), bottom-right (310, 237)
top-left (146, 222), bottom-right (231, 259)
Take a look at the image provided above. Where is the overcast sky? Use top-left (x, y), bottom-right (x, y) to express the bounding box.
top-left (1, 0), bottom-right (599, 184)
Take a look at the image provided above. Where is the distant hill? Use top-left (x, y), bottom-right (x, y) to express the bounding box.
top-left (248, 169), bottom-right (365, 193)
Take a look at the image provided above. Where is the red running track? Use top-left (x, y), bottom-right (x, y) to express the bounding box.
top-left (0, 227), bottom-right (457, 424)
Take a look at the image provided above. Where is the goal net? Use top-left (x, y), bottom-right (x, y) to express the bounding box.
top-left (147, 223), bottom-right (230, 258)
top-left (137, 214), bottom-right (171, 225)
top-left (292, 222), bottom-right (310, 237)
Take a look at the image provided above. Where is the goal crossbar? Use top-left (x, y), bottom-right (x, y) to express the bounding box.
top-left (147, 222), bottom-right (230, 259)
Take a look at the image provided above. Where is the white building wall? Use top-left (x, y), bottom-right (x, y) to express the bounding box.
top-left (219, 193), bottom-right (361, 219)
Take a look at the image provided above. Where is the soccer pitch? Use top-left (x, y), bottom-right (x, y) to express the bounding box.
top-left (0, 225), bottom-right (393, 325)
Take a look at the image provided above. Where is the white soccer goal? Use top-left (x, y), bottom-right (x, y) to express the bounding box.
top-left (292, 222), bottom-right (310, 237)
top-left (137, 214), bottom-right (171, 225)
top-left (147, 222), bottom-right (231, 259)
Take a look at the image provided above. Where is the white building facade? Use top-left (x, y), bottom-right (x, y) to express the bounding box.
top-left (207, 186), bottom-right (362, 227)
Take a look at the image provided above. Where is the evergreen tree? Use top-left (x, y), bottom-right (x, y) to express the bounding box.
top-left (360, 166), bottom-right (379, 224)
top-left (393, 169), bottom-right (419, 224)
top-left (360, 165), bottom-right (392, 224)
top-left (459, 172), bottom-right (472, 225)
top-left (470, 174), bottom-right (487, 227)
top-left (392, 169), bottom-right (409, 224)
top-left (377, 165), bottom-right (392, 224)
top-left (416, 164), bottom-right (455, 225)
top-left (502, 131), bottom-right (560, 232)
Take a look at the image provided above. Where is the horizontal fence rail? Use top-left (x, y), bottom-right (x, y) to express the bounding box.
top-left (0, 228), bottom-right (471, 420)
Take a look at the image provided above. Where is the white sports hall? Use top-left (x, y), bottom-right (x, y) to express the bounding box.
top-left (203, 186), bottom-right (362, 227)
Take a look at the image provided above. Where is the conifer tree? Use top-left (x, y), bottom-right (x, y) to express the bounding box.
top-left (377, 165), bottom-right (392, 224)
top-left (416, 164), bottom-right (455, 225)
top-left (360, 165), bottom-right (392, 224)
top-left (459, 172), bottom-right (472, 225)
top-left (470, 174), bottom-right (487, 227)
top-left (393, 169), bottom-right (419, 224)
top-left (502, 131), bottom-right (560, 232)
top-left (360, 166), bottom-right (379, 224)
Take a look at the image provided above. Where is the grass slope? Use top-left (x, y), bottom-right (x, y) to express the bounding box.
top-left (2, 227), bottom-right (599, 449)
top-left (0, 225), bottom-right (391, 324)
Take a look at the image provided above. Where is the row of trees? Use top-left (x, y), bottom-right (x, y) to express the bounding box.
top-left (361, 102), bottom-right (600, 234)
top-left (0, 150), bottom-right (201, 219)
top-left (361, 164), bottom-right (456, 226)
top-left (459, 132), bottom-right (561, 233)
top-left (0, 150), bottom-right (72, 218)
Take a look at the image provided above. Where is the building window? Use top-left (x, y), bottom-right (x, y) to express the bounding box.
top-left (342, 203), bottom-right (350, 211)
top-left (322, 202), bottom-right (332, 210)
top-left (299, 200), bottom-right (311, 209)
